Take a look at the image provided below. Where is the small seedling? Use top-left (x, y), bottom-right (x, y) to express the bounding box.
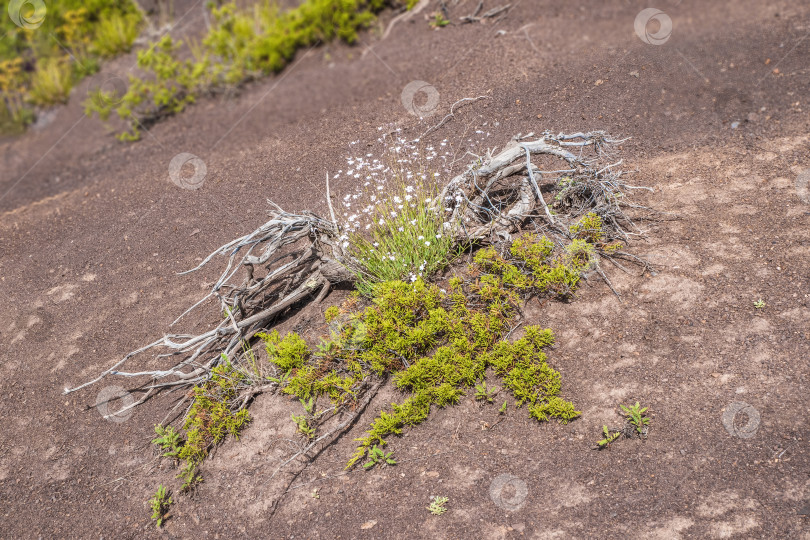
top-left (292, 413), bottom-right (316, 439)
top-left (149, 485), bottom-right (172, 528)
top-left (177, 462), bottom-right (202, 492)
top-left (300, 396), bottom-right (316, 416)
top-left (151, 425), bottom-right (183, 459)
top-left (430, 13), bottom-right (450, 28)
top-left (311, 488), bottom-right (320, 499)
top-left (364, 445), bottom-right (397, 469)
top-left (753, 299), bottom-right (766, 309)
top-left (475, 381), bottom-right (499, 403)
top-left (427, 495), bottom-right (449, 515)
top-left (620, 402), bottom-right (650, 434)
top-left (499, 401), bottom-right (508, 414)
top-left (595, 425), bottom-right (621, 449)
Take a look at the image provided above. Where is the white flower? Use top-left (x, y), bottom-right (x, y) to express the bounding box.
top-left (425, 241), bottom-right (431, 246)
top-left (436, 234), bottom-right (442, 239)
top-left (373, 242), bottom-right (379, 247)
top-left (405, 194), bottom-right (413, 201)
top-left (342, 241), bottom-right (349, 248)
top-left (393, 196), bottom-right (402, 203)
top-left (379, 219), bottom-right (385, 225)
top-left (405, 185), bottom-right (414, 193)
top-left (390, 211), bottom-right (397, 217)
top-left (365, 224), bottom-right (371, 230)
top-left (417, 235), bottom-right (424, 240)
top-left (398, 227), bottom-right (404, 232)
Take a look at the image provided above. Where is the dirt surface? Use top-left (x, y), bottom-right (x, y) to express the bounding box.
top-left (1, 0), bottom-right (810, 537)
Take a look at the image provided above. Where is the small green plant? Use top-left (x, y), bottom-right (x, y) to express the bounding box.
top-left (149, 485), bottom-right (172, 528)
top-left (430, 13), bottom-right (450, 28)
top-left (595, 425), bottom-right (621, 449)
top-left (499, 401), bottom-right (508, 414)
top-left (753, 299), bottom-right (766, 309)
top-left (292, 413), bottom-right (316, 439)
top-left (620, 402), bottom-right (650, 434)
top-left (152, 425), bottom-right (184, 459)
top-left (324, 306), bottom-right (341, 323)
top-left (427, 495), bottom-right (449, 515)
top-left (300, 396), bottom-right (316, 415)
top-left (570, 212), bottom-right (604, 244)
top-left (363, 445), bottom-right (397, 469)
top-left (475, 381), bottom-right (499, 403)
top-left (28, 57), bottom-right (74, 105)
top-left (92, 11), bottom-right (141, 58)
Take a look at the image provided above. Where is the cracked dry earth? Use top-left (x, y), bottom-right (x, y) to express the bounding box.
top-left (1, 0), bottom-right (810, 538)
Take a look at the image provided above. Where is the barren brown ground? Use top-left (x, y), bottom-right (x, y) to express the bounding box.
top-left (1, 0), bottom-right (809, 538)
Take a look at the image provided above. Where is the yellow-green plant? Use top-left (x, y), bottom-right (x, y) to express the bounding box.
top-left (29, 57), bottom-right (74, 105)
top-left (148, 485), bottom-right (172, 528)
top-left (86, 0), bottom-right (415, 139)
top-left (0, 0), bottom-right (141, 133)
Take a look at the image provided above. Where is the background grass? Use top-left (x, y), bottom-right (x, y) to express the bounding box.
top-left (0, 0), bottom-right (141, 134)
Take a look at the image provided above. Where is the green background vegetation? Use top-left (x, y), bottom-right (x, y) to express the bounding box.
top-left (0, 0), bottom-right (141, 133)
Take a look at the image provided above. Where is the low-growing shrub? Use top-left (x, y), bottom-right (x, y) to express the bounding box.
top-left (86, 0), bottom-right (409, 140)
top-left (0, 0), bottom-right (141, 133)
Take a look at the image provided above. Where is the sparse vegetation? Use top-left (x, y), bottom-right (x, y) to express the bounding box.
top-left (753, 298), bottom-right (766, 309)
top-left (148, 485), bottom-right (172, 528)
top-left (430, 13), bottom-right (450, 28)
top-left (475, 381), bottom-right (499, 403)
top-left (65, 132), bottom-right (644, 524)
top-left (594, 402), bottom-right (651, 449)
top-left (0, 1), bottom-right (141, 133)
top-left (427, 495), bottom-right (449, 515)
top-left (363, 445), bottom-right (397, 469)
top-left (620, 402), bottom-right (650, 435)
top-left (595, 425), bottom-right (621, 449)
top-left (86, 0), bottom-right (414, 140)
